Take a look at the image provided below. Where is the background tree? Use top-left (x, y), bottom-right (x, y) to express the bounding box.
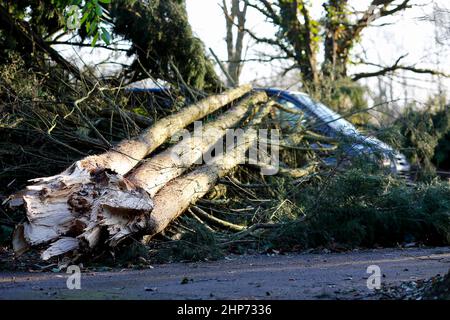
top-left (221, 0), bottom-right (248, 86)
top-left (242, 0), bottom-right (449, 109)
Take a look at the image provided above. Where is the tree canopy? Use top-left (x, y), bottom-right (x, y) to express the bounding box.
top-left (0, 0), bottom-right (221, 90)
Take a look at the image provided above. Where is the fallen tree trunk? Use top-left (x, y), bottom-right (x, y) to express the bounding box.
top-left (35, 101), bottom-right (272, 259)
top-left (80, 84), bottom-right (252, 175)
top-left (142, 102), bottom-right (274, 242)
top-left (71, 93), bottom-right (267, 250)
top-left (128, 92), bottom-right (268, 197)
top-left (12, 85), bottom-right (252, 256)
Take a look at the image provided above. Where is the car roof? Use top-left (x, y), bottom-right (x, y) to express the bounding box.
top-left (263, 88), bottom-right (395, 153)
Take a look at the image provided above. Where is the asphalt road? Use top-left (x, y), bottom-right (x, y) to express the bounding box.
top-left (1, 247), bottom-right (449, 300)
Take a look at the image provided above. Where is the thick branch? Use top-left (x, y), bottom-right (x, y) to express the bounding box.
top-left (352, 0), bottom-right (412, 38)
top-left (243, 0), bottom-right (280, 24)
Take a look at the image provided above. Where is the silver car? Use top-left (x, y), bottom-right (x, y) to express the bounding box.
top-left (264, 88), bottom-right (411, 176)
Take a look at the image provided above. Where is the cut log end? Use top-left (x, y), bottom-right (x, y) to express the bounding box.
top-left (13, 166), bottom-right (154, 259)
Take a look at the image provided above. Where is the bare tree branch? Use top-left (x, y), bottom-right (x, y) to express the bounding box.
top-left (352, 54), bottom-right (449, 81)
top-left (240, 25), bottom-right (295, 59)
top-left (243, 0), bottom-right (280, 24)
top-left (348, 1), bottom-right (412, 45)
top-left (49, 41), bottom-right (129, 52)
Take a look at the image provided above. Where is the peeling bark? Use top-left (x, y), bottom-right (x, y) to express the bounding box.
top-left (41, 237), bottom-right (79, 261)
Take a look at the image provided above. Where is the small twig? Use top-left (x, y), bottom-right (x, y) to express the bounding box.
top-left (230, 223), bottom-right (281, 241)
top-left (73, 83), bottom-right (112, 148)
top-left (209, 48), bottom-right (236, 87)
top-left (187, 208), bottom-right (215, 232)
top-left (191, 206), bottom-right (245, 232)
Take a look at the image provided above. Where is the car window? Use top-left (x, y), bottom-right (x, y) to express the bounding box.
top-left (275, 99), bottom-right (306, 130)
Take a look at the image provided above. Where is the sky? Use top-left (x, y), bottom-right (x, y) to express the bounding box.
top-left (185, 0), bottom-right (450, 104)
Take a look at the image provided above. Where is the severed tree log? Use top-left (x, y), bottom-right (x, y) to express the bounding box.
top-left (142, 102), bottom-right (274, 242)
top-left (38, 101), bottom-right (272, 258)
top-left (80, 84), bottom-right (252, 175)
top-left (127, 92), bottom-right (268, 197)
top-left (73, 93), bottom-right (267, 250)
top-left (37, 101), bottom-right (271, 259)
top-left (12, 85), bottom-right (252, 257)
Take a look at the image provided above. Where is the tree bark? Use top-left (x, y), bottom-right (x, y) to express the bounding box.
top-left (77, 94), bottom-right (269, 250)
top-left (79, 84), bottom-right (253, 175)
top-left (128, 91), bottom-right (267, 197)
top-left (222, 0), bottom-right (248, 86)
top-left (323, 0), bottom-right (350, 79)
top-left (143, 101), bottom-right (273, 241)
top-left (278, 0), bottom-right (319, 85)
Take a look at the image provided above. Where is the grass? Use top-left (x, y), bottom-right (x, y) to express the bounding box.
top-left (266, 169), bottom-right (450, 251)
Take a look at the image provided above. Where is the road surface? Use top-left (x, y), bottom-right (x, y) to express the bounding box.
top-left (1, 247), bottom-right (449, 299)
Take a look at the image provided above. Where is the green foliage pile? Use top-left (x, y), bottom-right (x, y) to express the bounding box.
top-left (0, 0), bottom-right (221, 91)
top-left (266, 169), bottom-right (450, 250)
top-left (393, 99), bottom-right (450, 178)
top-left (111, 0), bottom-right (221, 90)
top-left (151, 165), bottom-right (450, 262)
